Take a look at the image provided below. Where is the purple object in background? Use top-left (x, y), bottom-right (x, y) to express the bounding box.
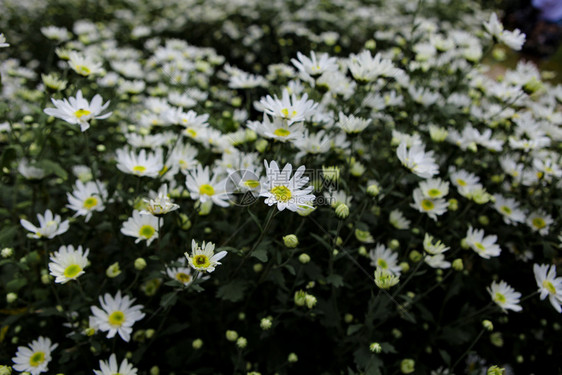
top-left (532, 0), bottom-right (562, 22)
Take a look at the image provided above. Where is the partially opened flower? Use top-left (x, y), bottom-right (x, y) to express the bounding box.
top-left (43, 90), bottom-right (111, 132)
top-left (20, 209), bottom-right (70, 239)
top-left (185, 240), bottom-right (227, 273)
top-left (259, 88), bottom-right (318, 125)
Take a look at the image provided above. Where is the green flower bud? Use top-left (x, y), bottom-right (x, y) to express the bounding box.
top-left (41, 274), bottom-right (51, 285)
top-left (253, 264), bottom-right (263, 273)
top-left (478, 215), bottom-right (489, 226)
top-left (400, 359), bottom-right (415, 374)
top-left (192, 338), bottom-right (203, 349)
top-left (236, 337), bottom-right (247, 349)
top-left (150, 366), bottom-right (159, 375)
top-left (298, 253), bottom-right (311, 264)
top-left (134, 258), bottom-right (147, 271)
top-left (283, 234), bottom-right (299, 248)
top-left (335, 203), bottom-right (350, 219)
top-left (1, 248), bottom-right (13, 258)
top-left (358, 246), bottom-right (368, 256)
top-left (255, 139), bottom-right (268, 153)
top-left (490, 332), bottom-right (503, 347)
top-left (448, 198), bottom-right (458, 211)
top-left (294, 290), bottom-right (307, 306)
top-left (106, 262), bottom-right (121, 278)
top-left (6, 293), bottom-right (17, 304)
top-left (305, 294), bottom-right (317, 309)
top-left (369, 342), bottom-right (382, 353)
top-left (482, 320), bottom-right (494, 331)
top-left (452, 258), bottom-right (464, 271)
top-left (260, 317), bottom-right (272, 330)
top-left (145, 329), bottom-right (155, 339)
top-left (389, 239), bottom-right (400, 250)
top-left (288, 353), bottom-right (298, 363)
top-left (487, 365), bottom-right (505, 375)
top-left (226, 330), bottom-right (239, 342)
top-left (460, 238), bottom-right (469, 250)
top-left (344, 314), bottom-right (353, 323)
top-left (0, 365), bottom-right (12, 375)
top-left (366, 183), bottom-right (380, 197)
top-left (409, 250), bottom-right (422, 262)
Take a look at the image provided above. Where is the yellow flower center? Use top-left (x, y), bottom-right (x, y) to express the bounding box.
top-left (76, 65), bottom-right (91, 75)
top-left (108, 310), bottom-right (125, 326)
top-left (271, 185), bottom-right (292, 202)
top-left (280, 108), bottom-right (297, 118)
top-left (176, 272), bottom-right (192, 284)
top-left (75, 109), bottom-right (91, 118)
top-left (199, 184), bottom-right (215, 196)
top-left (500, 206), bottom-right (512, 215)
top-left (186, 128), bottom-right (197, 138)
top-left (456, 178), bottom-right (467, 187)
top-left (133, 165), bottom-right (146, 173)
top-left (139, 225), bottom-right (155, 239)
top-left (427, 189), bottom-right (441, 198)
top-left (64, 264), bottom-right (82, 279)
top-left (83, 196), bottom-right (98, 209)
top-left (29, 351), bottom-right (45, 367)
top-left (494, 292), bottom-right (506, 304)
top-left (532, 217), bottom-right (546, 229)
top-left (193, 254), bottom-right (210, 269)
top-left (421, 199), bottom-right (434, 211)
top-left (273, 128), bottom-right (291, 137)
top-left (474, 242), bottom-right (485, 251)
top-left (543, 280), bottom-right (556, 294)
top-left (377, 258), bottom-right (388, 269)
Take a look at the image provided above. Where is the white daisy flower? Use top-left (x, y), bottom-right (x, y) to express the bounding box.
top-left (419, 178), bottom-right (449, 199)
top-left (492, 194), bottom-right (525, 225)
top-left (94, 353), bottom-right (138, 375)
top-left (396, 141), bottom-right (439, 179)
top-left (425, 254), bottom-right (451, 269)
top-left (0, 33), bottom-right (9, 48)
top-left (120, 210), bottom-right (159, 246)
top-left (68, 51), bottom-right (104, 76)
top-left (166, 143), bottom-right (200, 176)
top-left (348, 50), bottom-right (402, 82)
top-left (43, 90), bottom-right (111, 132)
top-left (336, 112), bottom-right (371, 134)
top-left (20, 209), bottom-right (70, 239)
top-left (465, 226), bottom-right (502, 259)
top-left (389, 209), bottom-right (411, 230)
top-left (89, 290), bottom-right (145, 342)
top-left (369, 243), bottom-right (401, 275)
top-left (66, 180), bottom-right (108, 222)
top-left (141, 185), bottom-right (179, 216)
top-left (291, 51), bottom-right (338, 81)
top-left (12, 336), bottom-right (58, 375)
top-left (259, 88), bottom-right (318, 125)
top-left (526, 210), bottom-right (553, 236)
top-left (115, 148), bottom-right (164, 178)
top-left (423, 234), bottom-right (450, 255)
top-left (488, 280), bottom-right (522, 312)
top-left (449, 168), bottom-right (480, 197)
top-left (533, 264), bottom-right (562, 313)
top-left (411, 188), bottom-right (448, 221)
top-left (260, 160), bottom-right (315, 212)
top-left (18, 159), bottom-right (47, 180)
top-left (247, 115), bottom-right (305, 143)
top-left (48, 245), bottom-right (89, 284)
top-left (164, 258), bottom-right (195, 286)
top-left (185, 240), bottom-right (227, 273)
top-left (185, 165), bottom-right (230, 208)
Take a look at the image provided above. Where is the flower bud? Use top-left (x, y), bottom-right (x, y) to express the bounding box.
top-left (288, 353), bottom-right (298, 363)
top-left (487, 365), bottom-right (505, 375)
top-left (298, 253), bottom-right (311, 264)
top-left (0, 365), bottom-right (12, 375)
top-left (236, 337), bottom-right (247, 349)
top-left (41, 274), bottom-right (50, 285)
top-left (478, 215), bottom-right (489, 226)
top-left (482, 320), bottom-right (494, 331)
top-left (294, 290), bottom-right (307, 306)
top-left (150, 366), bottom-right (159, 375)
top-left (192, 338), bottom-right (203, 349)
top-left (448, 198), bottom-right (458, 211)
top-left (305, 294), bottom-right (317, 309)
top-left (1, 248), bottom-right (13, 258)
top-left (145, 329), bottom-right (155, 339)
top-left (106, 262), bottom-right (121, 278)
top-left (335, 204), bottom-right (349, 219)
top-left (389, 239), bottom-right (400, 250)
top-left (460, 238), bottom-right (469, 250)
top-left (369, 342), bottom-right (382, 353)
top-left (6, 293), bottom-right (17, 304)
top-left (399, 262), bottom-right (410, 273)
top-left (283, 234), bottom-right (299, 248)
top-left (366, 183), bottom-right (380, 197)
top-left (344, 314), bottom-right (353, 323)
top-left (226, 330), bottom-right (239, 342)
top-left (400, 359), bottom-right (415, 374)
top-left (260, 317), bottom-right (272, 330)
top-left (134, 258), bottom-right (147, 271)
top-left (490, 332), bottom-right (503, 347)
top-left (409, 250), bottom-right (422, 262)
top-left (452, 258), bottom-right (464, 271)
top-left (253, 264), bottom-right (263, 273)
top-left (255, 139), bottom-right (268, 153)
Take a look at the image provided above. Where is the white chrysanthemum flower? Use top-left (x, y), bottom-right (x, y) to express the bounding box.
top-left (120, 210), bottom-right (159, 246)
top-left (291, 51), bottom-right (338, 81)
top-left (67, 180), bottom-right (108, 222)
top-left (141, 185), bottom-right (179, 216)
top-left (369, 243), bottom-right (401, 275)
top-left (185, 165), bottom-right (230, 208)
top-left (419, 178), bottom-right (449, 199)
top-left (43, 90), bottom-right (111, 132)
top-left (483, 13), bottom-right (526, 50)
top-left (48, 245), bottom-right (89, 284)
top-left (94, 353), bottom-right (138, 375)
top-left (488, 280), bottom-right (522, 313)
top-left (259, 88), bottom-right (318, 125)
top-left (423, 234), bottom-right (450, 255)
top-left (396, 141), bottom-right (439, 179)
top-left (247, 115), bottom-right (305, 143)
top-left (449, 168), bottom-right (480, 196)
top-left (40, 26), bottom-right (71, 42)
top-left (185, 240), bottom-right (227, 273)
top-left (68, 51), bottom-right (104, 76)
top-left (115, 148), bottom-right (164, 178)
top-left (425, 254), bottom-right (451, 269)
top-left (0, 33), bottom-right (9, 48)
top-left (411, 188), bottom-right (448, 221)
top-left (12, 336), bottom-right (58, 375)
top-left (348, 50), bottom-right (402, 82)
top-left (492, 194), bottom-right (525, 225)
top-left (336, 112), bottom-right (371, 134)
top-left (389, 209), bottom-right (411, 230)
top-left (533, 264), bottom-right (562, 313)
top-left (164, 258), bottom-right (196, 286)
top-left (526, 210), bottom-right (553, 236)
top-left (20, 209), bottom-right (70, 239)
top-left (90, 290), bottom-right (145, 342)
top-left (465, 226), bottom-right (501, 259)
top-left (166, 143), bottom-right (199, 176)
top-left (261, 160), bottom-right (315, 212)
top-left (18, 159), bottom-right (47, 180)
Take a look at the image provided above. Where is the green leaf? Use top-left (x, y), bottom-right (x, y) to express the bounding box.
top-left (439, 349), bottom-right (451, 365)
top-left (326, 274), bottom-right (344, 288)
top-left (216, 280), bottom-right (248, 302)
top-left (160, 292), bottom-right (178, 309)
top-left (347, 324), bottom-right (363, 336)
top-left (380, 342), bottom-right (396, 354)
top-left (36, 159), bottom-right (68, 180)
top-left (251, 247), bottom-right (268, 262)
top-left (246, 207), bottom-right (262, 232)
top-left (310, 233), bottom-right (332, 250)
top-left (284, 264), bottom-right (296, 275)
top-left (0, 226), bottom-right (17, 244)
top-left (6, 278), bottom-right (27, 292)
top-left (0, 145), bottom-right (18, 169)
